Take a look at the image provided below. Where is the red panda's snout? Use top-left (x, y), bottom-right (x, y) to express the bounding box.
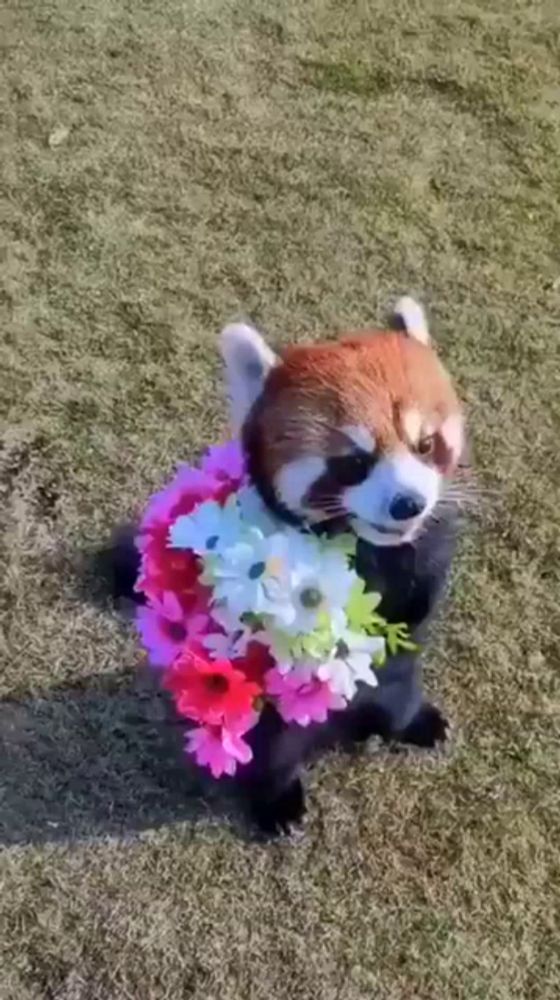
top-left (220, 300), bottom-right (464, 546)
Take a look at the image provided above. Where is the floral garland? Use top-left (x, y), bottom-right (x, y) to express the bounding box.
top-left (135, 441), bottom-right (414, 778)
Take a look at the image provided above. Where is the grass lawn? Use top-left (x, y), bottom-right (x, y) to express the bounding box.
top-left (2, 0), bottom-right (560, 997)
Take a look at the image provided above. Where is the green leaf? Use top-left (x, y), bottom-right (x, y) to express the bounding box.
top-left (373, 645), bottom-right (386, 667)
top-left (346, 580), bottom-right (383, 632)
top-left (266, 627), bottom-right (293, 662)
top-left (241, 611), bottom-right (263, 631)
top-left (383, 621), bottom-right (417, 655)
top-left (287, 614), bottom-right (334, 661)
top-left (387, 629), bottom-right (398, 656)
top-left (331, 532), bottom-right (357, 557)
top-left (298, 629), bottom-right (333, 660)
top-left (398, 639), bottom-right (418, 651)
top-left (315, 610), bottom-right (331, 633)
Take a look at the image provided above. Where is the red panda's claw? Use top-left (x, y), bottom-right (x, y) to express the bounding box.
top-left (251, 779), bottom-right (307, 839)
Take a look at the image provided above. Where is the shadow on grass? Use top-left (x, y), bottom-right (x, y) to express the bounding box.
top-left (0, 666), bottom-right (244, 847)
top-left (0, 527), bottom-right (250, 847)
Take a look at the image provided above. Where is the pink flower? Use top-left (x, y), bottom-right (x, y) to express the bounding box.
top-left (137, 592), bottom-right (210, 669)
top-left (265, 667), bottom-right (346, 726)
top-left (201, 440), bottom-right (246, 486)
top-left (136, 463), bottom-right (231, 610)
top-left (185, 712), bottom-right (257, 778)
top-left (139, 466), bottom-right (220, 536)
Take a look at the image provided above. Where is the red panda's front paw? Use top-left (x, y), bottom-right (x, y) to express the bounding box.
top-left (251, 779), bottom-right (306, 838)
top-left (400, 703), bottom-right (449, 749)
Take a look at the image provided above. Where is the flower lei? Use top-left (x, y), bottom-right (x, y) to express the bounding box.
top-left (135, 441), bottom-right (414, 778)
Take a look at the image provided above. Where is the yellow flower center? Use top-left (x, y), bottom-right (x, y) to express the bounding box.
top-left (265, 556), bottom-right (285, 579)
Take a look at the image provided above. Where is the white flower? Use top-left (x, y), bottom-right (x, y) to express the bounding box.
top-left (210, 528), bottom-right (293, 621)
top-left (169, 495), bottom-right (243, 556)
top-left (210, 524), bottom-right (358, 640)
top-left (207, 599), bottom-right (244, 635)
top-left (202, 627), bottom-right (250, 660)
top-left (317, 627), bottom-right (384, 700)
top-left (274, 535), bottom-right (356, 635)
top-left (252, 627), bottom-right (294, 672)
top-left (236, 485), bottom-right (278, 537)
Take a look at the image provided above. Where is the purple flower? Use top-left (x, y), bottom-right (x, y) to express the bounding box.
top-left (200, 440), bottom-right (246, 484)
top-left (136, 592), bottom-right (208, 669)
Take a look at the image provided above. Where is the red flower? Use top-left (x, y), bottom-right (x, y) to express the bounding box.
top-left (136, 466), bottom-right (234, 609)
top-left (164, 648), bottom-right (261, 726)
top-left (138, 542), bottom-right (202, 611)
top-left (237, 640), bottom-right (275, 685)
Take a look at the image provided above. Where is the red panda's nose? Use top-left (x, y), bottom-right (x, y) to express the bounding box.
top-left (389, 492), bottom-right (426, 521)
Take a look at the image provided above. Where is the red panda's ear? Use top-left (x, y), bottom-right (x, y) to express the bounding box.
top-left (392, 296), bottom-right (431, 346)
top-left (219, 322), bottom-right (278, 433)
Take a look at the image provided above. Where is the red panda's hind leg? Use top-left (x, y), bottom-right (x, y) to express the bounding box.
top-left (249, 778), bottom-right (306, 838)
top-left (398, 702), bottom-right (448, 748)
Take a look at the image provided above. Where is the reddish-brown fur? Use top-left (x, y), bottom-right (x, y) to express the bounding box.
top-left (248, 331), bottom-right (461, 479)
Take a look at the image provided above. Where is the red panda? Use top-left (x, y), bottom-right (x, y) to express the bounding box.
top-left (218, 298), bottom-right (466, 836)
top-left (109, 298), bottom-right (466, 837)
top-left (221, 297), bottom-right (464, 548)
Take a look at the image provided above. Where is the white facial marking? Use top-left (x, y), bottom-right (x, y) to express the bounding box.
top-left (350, 519), bottom-right (407, 548)
top-left (385, 452), bottom-right (441, 516)
top-left (220, 322), bottom-right (278, 433)
top-left (341, 424), bottom-right (376, 453)
top-left (275, 456), bottom-right (326, 514)
top-left (393, 296), bottom-right (430, 345)
top-left (343, 450), bottom-right (442, 545)
top-left (441, 413), bottom-right (464, 462)
top-left (401, 409), bottom-right (422, 445)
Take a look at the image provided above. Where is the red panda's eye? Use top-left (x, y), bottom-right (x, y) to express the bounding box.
top-left (417, 435), bottom-right (435, 457)
top-left (328, 453), bottom-right (371, 487)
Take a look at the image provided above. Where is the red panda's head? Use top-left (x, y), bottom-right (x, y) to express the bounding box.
top-left (220, 299), bottom-right (464, 546)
